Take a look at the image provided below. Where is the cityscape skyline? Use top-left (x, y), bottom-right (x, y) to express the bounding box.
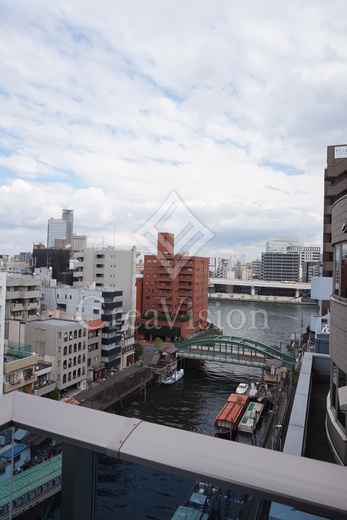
top-left (1, 2), bottom-right (346, 259)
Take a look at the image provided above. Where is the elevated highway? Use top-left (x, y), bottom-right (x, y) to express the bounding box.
top-left (209, 278), bottom-right (311, 290)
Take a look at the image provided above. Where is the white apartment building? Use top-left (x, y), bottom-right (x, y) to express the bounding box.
top-left (73, 246), bottom-right (136, 316)
top-left (41, 284), bottom-right (134, 370)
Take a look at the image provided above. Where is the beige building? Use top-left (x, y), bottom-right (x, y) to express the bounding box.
top-left (327, 193), bottom-right (347, 464)
top-left (5, 275), bottom-right (41, 336)
top-left (24, 318), bottom-right (88, 392)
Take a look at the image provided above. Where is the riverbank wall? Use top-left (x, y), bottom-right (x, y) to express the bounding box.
top-left (76, 366), bottom-right (154, 411)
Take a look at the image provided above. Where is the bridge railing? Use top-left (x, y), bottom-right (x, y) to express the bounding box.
top-left (176, 335), bottom-right (293, 365)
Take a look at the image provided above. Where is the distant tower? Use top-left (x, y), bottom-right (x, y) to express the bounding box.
top-left (47, 209), bottom-right (74, 248)
top-left (62, 209), bottom-right (74, 247)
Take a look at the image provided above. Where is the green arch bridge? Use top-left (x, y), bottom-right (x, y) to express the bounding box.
top-left (176, 335), bottom-right (293, 368)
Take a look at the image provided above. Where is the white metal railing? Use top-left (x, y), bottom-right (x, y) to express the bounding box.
top-left (0, 392), bottom-right (346, 519)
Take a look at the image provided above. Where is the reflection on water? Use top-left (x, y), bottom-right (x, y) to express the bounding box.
top-left (46, 302), bottom-right (316, 519)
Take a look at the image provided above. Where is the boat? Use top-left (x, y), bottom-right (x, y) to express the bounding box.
top-left (235, 383), bottom-right (249, 395)
top-left (214, 394), bottom-right (249, 436)
top-left (171, 480), bottom-right (219, 519)
top-left (236, 382), bottom-right (259, 400)
top-left (238, 401), bottom-right (265, 433)
top-left (162, 368), bottom-right (184, 385)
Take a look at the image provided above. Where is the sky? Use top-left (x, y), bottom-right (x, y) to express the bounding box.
top-left (1, 1), bottom-right (347, 261)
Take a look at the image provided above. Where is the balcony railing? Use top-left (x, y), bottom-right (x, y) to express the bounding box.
top-left (0, 392), bottom-right (346, 520)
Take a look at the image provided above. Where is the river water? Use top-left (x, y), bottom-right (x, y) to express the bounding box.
top-left (46, 301), bottom-right (317, 519)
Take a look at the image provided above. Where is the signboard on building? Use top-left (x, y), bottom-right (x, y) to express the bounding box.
top-left (334, 146), bottom-right (347, 159)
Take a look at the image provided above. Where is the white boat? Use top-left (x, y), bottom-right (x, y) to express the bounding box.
top-left (235, 383), bottom-right (249, 395)
top-left (162, 369), bottom-right (184, 385)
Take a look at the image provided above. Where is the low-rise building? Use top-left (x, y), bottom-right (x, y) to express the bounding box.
top-left (24, 318), bottom-right (88, 392)
top-left (3, 342), bottom-right (38, 395)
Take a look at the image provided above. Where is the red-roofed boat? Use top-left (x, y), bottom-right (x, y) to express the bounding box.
top-left (214, 394), bottom-right (249, 437)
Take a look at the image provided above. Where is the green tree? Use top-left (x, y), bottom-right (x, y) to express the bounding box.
top-left (154, 337), bottom-right (164, 349)
top-left (134, 342), bottom-right (143, 361)
top-left (47, 387), bottom-right (59, 401)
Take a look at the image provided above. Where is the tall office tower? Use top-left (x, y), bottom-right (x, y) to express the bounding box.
top-left (47, 218), bottom-right (67, 248)
top-left (47, 210), bottom-right (74, 248)
top-left (62, 209), bottom-right (74, 247)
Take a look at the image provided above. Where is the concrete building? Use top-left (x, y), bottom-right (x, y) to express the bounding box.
top-left (135, 233), bottom-right (209, 342)
top-left (326, 193), bottom-right (347, 464)
top-left (251, 259), bottom-right (262, 279)
top-left (3, 341), bottom-right (39, 395)
top-left (287, 245), bottom-right (320, 282)
top-left (266, 237), bottom-right (302, 253)
top-left (24, 318), bottom-right (88, 392)
top-left (72, 246), bottom-right (136, 317)
top-left (41, 284), bottom-right (133, 371)
top-left (86, 319), bottom-right (105, 382)
top-left (323, 144), bottom-right (347, 280)
top-left (72, 233), bottom-right (87, 253)
top-left (32, 245), bottom-right (72, 285)
top-left (261, 252), bottom-right (300, 282)
top-left (5, 275), bottom-right (41, 336)
top-left (0, 273), bottom-right (5, 396)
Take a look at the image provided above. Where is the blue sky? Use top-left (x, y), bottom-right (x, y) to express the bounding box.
top-left (1, 1), bottom-right (347, 260)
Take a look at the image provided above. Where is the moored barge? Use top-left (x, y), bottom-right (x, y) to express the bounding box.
top-left (214, 394), bottom-right (249, 437)
top-left (238, 401), bottom-right (264, 433)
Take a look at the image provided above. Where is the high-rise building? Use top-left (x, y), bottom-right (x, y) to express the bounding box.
top-left (62, 209), bottom-right (74, 247)
top-left (47, 209), bottom-right (74, 248)
top-left (47, 218), bottom-right (67, 248)
top-left (72, 246), bottom-right (137, 318)
top-left (323, 144), bottom-right (347, 279)
top-left (135, 232), bottom-right (209, 341)
top-left (326, 191), bottom-right (347, 464)
top-left (261, 252), bottom-right (300, 282)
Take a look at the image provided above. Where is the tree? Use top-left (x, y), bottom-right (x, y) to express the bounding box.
top-left (134, 343), bottom-right (143, 361)
top-left (47, 387), bottom-right (59, 401)
top-left (154, 337), bottom-right (164, 349)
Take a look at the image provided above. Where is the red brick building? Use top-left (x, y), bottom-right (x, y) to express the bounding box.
top-left (135, 232), bottom-right (209, 341)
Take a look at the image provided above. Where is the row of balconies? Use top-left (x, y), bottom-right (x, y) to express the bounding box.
top-left (3, 373), bottom-right (38, 393)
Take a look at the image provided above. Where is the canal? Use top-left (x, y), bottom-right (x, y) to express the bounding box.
top-left (46, 301), bottom-right (317, 519)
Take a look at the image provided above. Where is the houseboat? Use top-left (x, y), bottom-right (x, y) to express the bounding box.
top-left (171, 480), bottom-right (219, 519)
top-left (238, 401), bottom-right (265, 433)
top-left (214, 394), bottom-right (249, 437)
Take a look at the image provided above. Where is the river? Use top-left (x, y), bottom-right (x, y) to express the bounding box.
top-left (45, 301), bottom-right (317, 519)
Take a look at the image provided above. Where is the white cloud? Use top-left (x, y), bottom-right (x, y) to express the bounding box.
top-left (0, 1), bottom-right (346, 260)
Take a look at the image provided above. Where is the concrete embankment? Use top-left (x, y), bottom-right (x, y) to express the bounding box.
top-left (76, 366), bottom-right (154, 411)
